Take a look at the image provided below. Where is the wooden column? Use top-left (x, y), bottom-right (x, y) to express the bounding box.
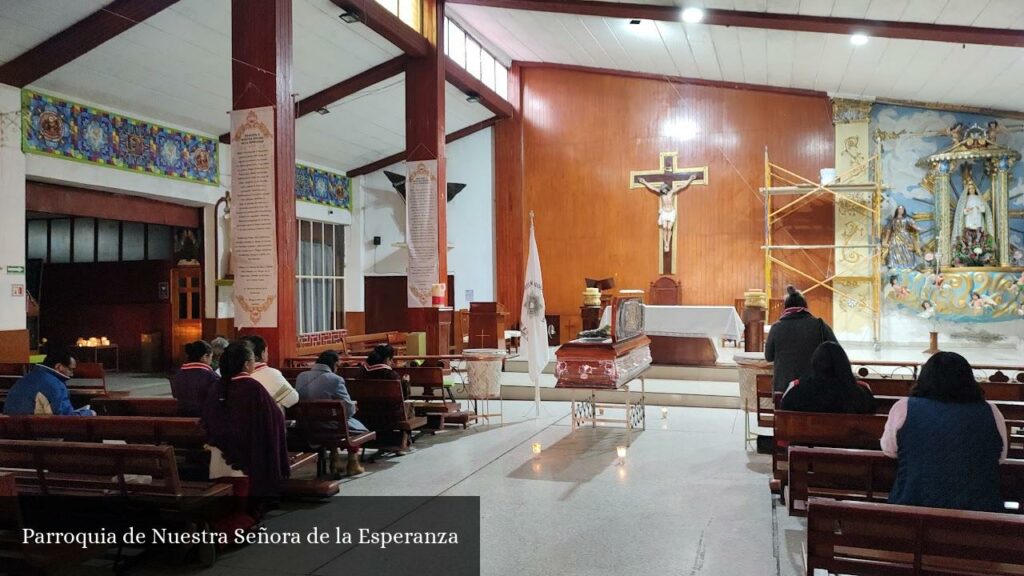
top-left (231, 0), bottom-right (297, 363)
top-left (405, 0), bottom-right (447, 332)
top-left (494, 63), bottom-right (524, 326)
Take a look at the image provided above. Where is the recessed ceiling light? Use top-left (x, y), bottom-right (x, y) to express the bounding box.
top-left (681, 7), bottom-right (704, 23)
top-left (339, 10), bottom-right (361, 24)
top-left (316, 107), bottom-right (330, 115)
top-left (850, 33), bottom-right (869, 46)
top-left (629, 18), bottom-right (642, 25)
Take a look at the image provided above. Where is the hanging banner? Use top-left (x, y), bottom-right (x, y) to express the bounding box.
top-left (230, 107), bottom-right (278, 327)
top-left (406, 160), bottom-right (438, 307)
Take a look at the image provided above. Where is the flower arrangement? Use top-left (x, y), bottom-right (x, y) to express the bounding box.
top-left (952, 230), bottom-right (996, 267)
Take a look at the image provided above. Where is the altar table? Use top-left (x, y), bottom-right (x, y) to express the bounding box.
top-left (600, 305), bottom-right (743, 366)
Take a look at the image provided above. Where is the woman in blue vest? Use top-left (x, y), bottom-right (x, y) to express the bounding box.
top-left (882, 352), bottom-right (1008, 512)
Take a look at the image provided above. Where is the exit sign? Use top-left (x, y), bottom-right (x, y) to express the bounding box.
top-left (6, 265), bottom-right (25, 274)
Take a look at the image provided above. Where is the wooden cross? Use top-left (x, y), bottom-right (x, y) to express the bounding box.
top-left (474, 330), bottom-right (491, 348)
top-left (629, 152), bottom-right (708, 274)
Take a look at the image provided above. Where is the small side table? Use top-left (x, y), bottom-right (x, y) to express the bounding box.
top-left (72, 345), bottom-right (119, 373)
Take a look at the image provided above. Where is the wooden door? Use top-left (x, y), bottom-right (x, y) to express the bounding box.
top-left (170, 266), bottom-right (203, 365)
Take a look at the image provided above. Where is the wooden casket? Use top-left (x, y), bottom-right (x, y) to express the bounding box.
top-left (554, 335), bottom-right (652, 389)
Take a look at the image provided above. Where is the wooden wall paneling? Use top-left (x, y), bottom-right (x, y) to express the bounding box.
top-left (26, 181), bottom-right (200, 228)
top-left (344, 312), bottom-right (366, 336)
top-left (364, 275), bottom-right (455, 334)
top-left (494, 62), bottom-right (525, 326)
top-left (0, 330), bottom-right (30, 363)
top-left (518, 67), bottom-right (834, 323)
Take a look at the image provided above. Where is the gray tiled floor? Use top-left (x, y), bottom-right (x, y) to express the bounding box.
top-left (121, 402), bottom-right (799, 576)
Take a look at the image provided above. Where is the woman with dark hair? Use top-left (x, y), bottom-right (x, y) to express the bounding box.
top-left (882, 352), bottom-right (1008, 512)
top-left (202, 342), bottom-right (290, 502)
top-left (361, 344), bottom-right (399, 378)
top-left (171, 340), bottom-right (219, 417)
top-left (764, 286), bottom-right (838, 392)
top-left (780, 342), bottom-right (875, 414)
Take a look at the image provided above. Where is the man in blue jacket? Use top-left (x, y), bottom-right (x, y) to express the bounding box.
top-left (4, 348), bottom-right (96, 416)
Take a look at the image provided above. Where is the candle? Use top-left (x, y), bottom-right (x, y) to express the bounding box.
top-left (616, 446), bottom-right (627, 459)
top-left (661, 407), bottom-right (669, 419)
top-left (532, 442), bottom-right (542, 455)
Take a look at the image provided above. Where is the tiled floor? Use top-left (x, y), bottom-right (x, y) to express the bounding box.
top-left (121, 403), bottom-right (798, 576)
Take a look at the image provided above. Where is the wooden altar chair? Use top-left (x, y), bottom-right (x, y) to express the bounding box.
top-left (648, 276), bottom-right (681, 305)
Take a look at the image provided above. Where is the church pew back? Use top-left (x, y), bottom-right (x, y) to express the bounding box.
top-left (771, 411), bottom-right (887, 495)
top-left (0, 415), bottom-right (207, 449)
top-left (806, 498), bottom-right (1024, 576)
top-left (91, 397), bottom-right (182, 417)
top-left (788, 446), bottom-right (1024, 516)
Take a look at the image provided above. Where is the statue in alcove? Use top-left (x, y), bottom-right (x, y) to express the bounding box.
top-left (951, 164), bottom-right (996, 267)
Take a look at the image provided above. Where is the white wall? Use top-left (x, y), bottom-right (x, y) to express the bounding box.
top-left (0, 84), bottom-right (26, 332)
top-left (351, 127), bottom-right (496, 311)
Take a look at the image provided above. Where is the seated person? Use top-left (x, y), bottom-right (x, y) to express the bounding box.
top-left (296, 350), bottom-right (367, 476)
top-left (882, 352), bottom-right (1007, 512)
top-left (359, 344), bottom-right (410, 398)
top-left (3, 347), bottom-right (95, 416)
top-left (202, 342), bottom-right (290, 504)
top-left (242, 335), bottom-right (299, 411)
top-left (210, 335), bottom-right (230, 373)
top-left (780, 341), bottom-right (876, 414)
top-left (358, 344), bottom-right (413, 454)
top-left (171, 340), bottom-right (219, 417)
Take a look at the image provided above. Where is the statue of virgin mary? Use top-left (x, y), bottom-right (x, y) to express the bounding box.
top-left (951, 167), bottom-right (994, 245)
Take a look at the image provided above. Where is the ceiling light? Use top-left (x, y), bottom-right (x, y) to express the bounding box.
top-left (629, 18), bottom-right (642, 25)
top-left (465, 92), bottom-right (480, 104)
top-left (850, 33), bottom-right (869, 46)
top-left (681, 7), bottom-right (704, 23)
top-left (316, 107), bottom-right (330, 115)
top-left (339, 10), bottom-right (361, 24)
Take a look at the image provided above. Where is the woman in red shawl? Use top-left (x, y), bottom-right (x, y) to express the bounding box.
top-left (202, 341), bottom-right (290, 506)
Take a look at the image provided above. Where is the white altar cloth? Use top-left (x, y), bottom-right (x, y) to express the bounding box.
top-left (600, 305), bottom-right (744, 341)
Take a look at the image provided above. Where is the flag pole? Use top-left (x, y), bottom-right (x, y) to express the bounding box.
top-left (522, 210), bottom-right (550, 418)
top-left (529, 211), bottom-right (542, 417)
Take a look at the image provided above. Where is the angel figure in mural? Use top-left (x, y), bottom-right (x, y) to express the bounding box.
top-left (952, 168), bottom-right (994, 246)
top-left (918, 300), bottom-right (936, 319)
top-left (638, 173), bottom-right (698, 253)
top-left (881, 205), bottom-right (921, 269)
top-left (885, 276), bottom-right (910, 300)
top-left (969, 292), bottom-right (997, 310)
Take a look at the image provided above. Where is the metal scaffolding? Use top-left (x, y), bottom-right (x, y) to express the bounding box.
top-left (761, 146), bottom-right (886, 345)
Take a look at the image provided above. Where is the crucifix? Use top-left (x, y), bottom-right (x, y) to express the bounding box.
top-left (629, 152), bottom-right (708, 274)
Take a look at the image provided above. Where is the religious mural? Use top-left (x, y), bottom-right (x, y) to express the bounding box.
top-left (295, 163), bottom-right (351, 210)
top-left (871, 103), bottom-right (1024, 338)
top-left (21, 90), bottom-right (219, 185)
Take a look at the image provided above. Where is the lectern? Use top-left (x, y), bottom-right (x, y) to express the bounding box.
top-left (467, 302), bottom-right (507, 350)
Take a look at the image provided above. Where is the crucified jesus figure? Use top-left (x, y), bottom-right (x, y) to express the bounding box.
top-left (639, 173), bottom-right (698, 253)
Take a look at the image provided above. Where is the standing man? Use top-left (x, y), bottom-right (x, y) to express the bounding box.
top-left (4, 347), bottom-right (95, 416)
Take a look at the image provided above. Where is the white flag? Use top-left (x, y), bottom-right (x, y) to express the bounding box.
top-left (521, 217), bottom-right (548, 413)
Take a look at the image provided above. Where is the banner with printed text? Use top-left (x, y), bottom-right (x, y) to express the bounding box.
top-left (406, 160), bottom-right (438, 307)
top-left (231, 107), bottom-right (278, 328)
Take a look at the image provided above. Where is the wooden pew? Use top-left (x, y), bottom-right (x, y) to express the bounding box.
top-left (788, 446), bottom-right (1024, 517)
top-left (346, 379), bottom-right (428, 455)
top-left (286, 401), bottom-right (377, 476)
top-left (771, 411), bottom-right (888, 500)
top-left (0, 471), bottom-right (112, 573)
top-left (0, 416), bottom-right (336, 498)
top-left (0, 439), bottom-right (231, 502)
top-left (396, 365), bottom-right (475, 429)
top-left (92, 397), bottom-right (183, 417)
top-left (806, 497), bottom-right (1024, 576)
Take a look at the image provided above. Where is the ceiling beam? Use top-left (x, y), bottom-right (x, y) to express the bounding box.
top-left (0, 0), bottom-right (182, 87)
top-left (329, 0), bottom-right (430, 57)
top-left (445, 56), bottom-right (514, 119)
top-left (220, 55), bottom-right (408, 143)
top-left (446, 0), bottom-right (1024, 48)
top-left (347, 117), bottom-right (498, 177)
top-left (517, 61), bottom-right (827, 98)
top-left (297, 55), bottom-right (407, 116)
